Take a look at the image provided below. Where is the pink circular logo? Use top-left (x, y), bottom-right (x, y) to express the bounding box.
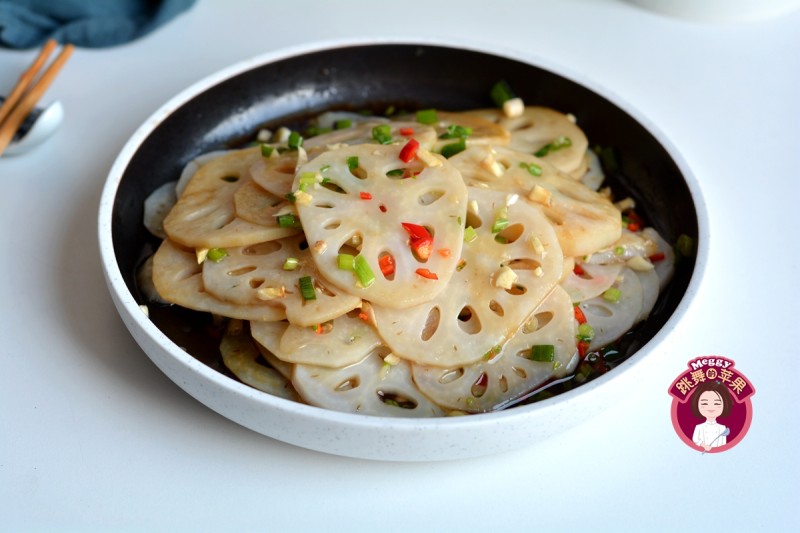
top-left (668, 356), bottom-right (755, 453)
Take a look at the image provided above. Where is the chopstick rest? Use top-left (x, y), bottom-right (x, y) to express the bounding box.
top-left (0, 39), bottom-right (74, 157)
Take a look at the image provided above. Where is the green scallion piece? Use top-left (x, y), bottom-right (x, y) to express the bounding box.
top-left (347, 156), bottom-right (359, 171)
top-left (492, 206), bottom-right (509, 233)
top-left (490, 79), bottom-right (515, 107)
top-left (519, 161), bottom-right (542, 176)
top-left (299, 276), bottom-right (316, 301)
top-left (372, 124), bottom-right (393, 145)
top-left (337, 253), bottom-right (355, 271)
top-left (284, 192), bottom-right (296, 203)
top-left (439, 124), bottom-right (473, 139)
top-left (334, 119), bottom-right (352, 130)
top-left (676, 234), bottom-right (695, 258)
top-left (277, 213), bottom-right (301, 228)
top-left (440, 138), bottom-right (466, 158)
top-left (464, 226), bottom-right (478, 243)
top-left (304, 126), bottom-right (331, 137)
top-left (535, 136), bottom-right (572, 157)
top-left (260, 144), bottom-right (275, 157)
top-left (298, 171), bottom-right (318, 192)
top-left (386, 168), bottom-right (405, 177)
top-left (282, 257), bottom-right (299, 271)
top-left (577, 323), bottom-right (595, 342)
top-left (603, 287), bottom-right (622, 303)
top-left (320, 164), bottom-right (331, 173)
top-left (614, 246), bottom-right (625, 256)
top-left (288, 131), bottom-right (303, 150)
top-left (207, 248), bottom-right (228, 262)
top-left (416, 109), bottom-right (438, 125)
top-left (354, 255), bottom-right (376, 288)
top-left (530, 344), bottom-right (555, 362)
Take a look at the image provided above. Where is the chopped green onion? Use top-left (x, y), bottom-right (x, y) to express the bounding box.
top-left (282, 257), bottom-right (299, 271)
top-left (440, 138), bottom-right (466, 158)
top-left (494, 235), bottom-right (508, 244)
top-left (603, 287), bottom-right (622, 303)
top-left (483, 344), bottom-right (502, 361)
top-left (284, 192), bottom-right (296, 203)
top-left (463, 226), bottom-right (478, 243)
top-left (518, 161), bottom-right (542, 176)
top-left (416, 109), bottom-right (438, 125)
top-left (535, 136), bottom-right (572, 157)
top-left (384, 105), bottom-right (396, 116)
top-left (334, 119), bottom-right (352, 130)
top-left (277, 213), bottom-right (301, 228)
top-left (676, 234), bottom-right (695, 258)
top-left (456, 259), bottom-right (467, 271)
top-left (288, 131), bottom-right (303, 150)
top-left (492, 206), bottom-right (509, 233)
top-left (320, 164), bottom-right (331, 173)
top-left (337, 253), bottom-right (355, 271)
top-left (347, 156), bottom-right (359, 170)
top-left (299, 276), bottom-right (316, 300)
top-left (207, 248), bottom-right (228, 262)
top-left (490, 79), bottom-right (515, 107)
top-left (530, 344), bottom-right (555, 362)
top-left (298, 171), bottom-right (318, 192)
top-left (386, 168), bottom-right (405, 177)
top-left (439, 124), bottom-right (473, 139)
top-left (614, 246), bottom-right (625, 256)
top-left (354, 255), bottom-right (376, 288)
top-left (577, 323), bottom-right (595, 342)
top-left (304, 126), bottom-right (331, 137)
top-left (260, 145), bottom-right (274, 157)
top-left (372, 124), bottom-right (393, 145)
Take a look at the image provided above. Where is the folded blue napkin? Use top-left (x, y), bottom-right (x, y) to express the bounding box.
top-left (0, 0), bottom-right (196, 48)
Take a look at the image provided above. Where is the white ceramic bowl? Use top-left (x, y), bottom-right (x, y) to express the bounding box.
top-left (98, 40), bottom-right (708, 461)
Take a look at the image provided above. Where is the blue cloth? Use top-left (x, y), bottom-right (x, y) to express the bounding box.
top-left (0, 0), bottom-right (196, 48)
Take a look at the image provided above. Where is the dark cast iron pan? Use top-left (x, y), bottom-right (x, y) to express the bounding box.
top-left (111, 42), bottom-right (701, 397)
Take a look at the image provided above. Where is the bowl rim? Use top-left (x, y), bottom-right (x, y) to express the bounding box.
top-left (98, 37), bottom-right (710, 431)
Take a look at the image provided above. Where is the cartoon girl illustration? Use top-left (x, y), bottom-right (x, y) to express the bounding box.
top-left (691, 381), bottom-right (733, 451)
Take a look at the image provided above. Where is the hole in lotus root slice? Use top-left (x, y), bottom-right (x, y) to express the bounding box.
top-left (219, 320), bottom-right (300, 401)
top-left (412, 286), bottom-right (577, 413)
top-left (578, 267), bottom-right (644, 350)
top-left (418, 189), bottom-right (445, 206)
top-left (488, 300), bottom-right (505, 317)
top-left (250, 148), bottom-right (328, 198)
top-left (201, 234), bottom-right (361, 327)
top-left (293, 143), bottom-right (468, 309)
top-left (494, 223), bottom-right (524, 244)
top-left (421, 306), bottom-right (441, 341)
top-left (151, 239), bottom-right (287, 322)
top-left (163, 147), bottom-right (299, 249)
top-left (373, 188), bottom-right (563, 367)
top-left (459, 107), bottom-right (588, 178)
top-left (292, 347), bottom-right (444, 417)
top-left (452, 146), bottom-right (622, 258)
top-left (456, 306), bottom-right (482, 335)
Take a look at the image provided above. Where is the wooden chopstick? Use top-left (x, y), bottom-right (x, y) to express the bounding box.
top-left (0, 39), bottom-right (74, 156)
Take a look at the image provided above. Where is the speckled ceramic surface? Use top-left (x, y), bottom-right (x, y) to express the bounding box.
top-left (98, 39), bottom-right (707, 461)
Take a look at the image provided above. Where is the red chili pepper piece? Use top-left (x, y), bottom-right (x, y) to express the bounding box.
top-left (649, 252), bottom-right (666, 262)
top-left (627, 222), bottom-right (641, 232)
top-left (573, 263), bottom-right (586, 276)
top-left (415, 268), bottom-right (438, 280)
top-left (360, 191), bottom-right (372, 200)
top-left (577, 340), bottom-right (590, 358)
top-left (574, 305), bottom-right (587, 325)
top-left (379, 255), bottom-right (395, 277)
top-left (402, 222), bottom-right (433, 260)
top-left (399, 138), bottom-right (420, 163)
top-left (399, 127), bottom-right (414, 136)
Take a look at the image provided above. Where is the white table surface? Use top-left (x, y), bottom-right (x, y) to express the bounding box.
top-left (1, 0), bottom-right (797, 530)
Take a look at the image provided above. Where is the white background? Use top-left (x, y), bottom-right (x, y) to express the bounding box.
top-left (1, 0), bottom-right (797, 530)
